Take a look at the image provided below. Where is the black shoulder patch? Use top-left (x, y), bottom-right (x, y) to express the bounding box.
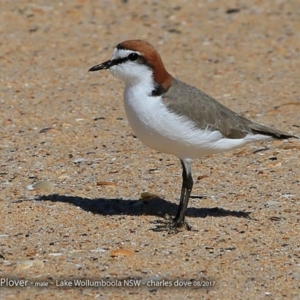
top-left (151, 84), bottom-right (169, 97)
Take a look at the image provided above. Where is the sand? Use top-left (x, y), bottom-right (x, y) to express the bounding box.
top-left (1, 0), bottom-right (300, 299)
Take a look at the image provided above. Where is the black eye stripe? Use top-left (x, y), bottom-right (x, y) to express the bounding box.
top-left (110, 56), bottom-right (129, 66)
top-left (110, 52), bottom-right (140, 66)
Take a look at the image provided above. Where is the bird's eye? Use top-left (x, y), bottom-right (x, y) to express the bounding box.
top-left (128, 53), bottom-right (139, 61)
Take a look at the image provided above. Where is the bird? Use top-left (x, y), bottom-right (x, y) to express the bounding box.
top-left (89, 39), bottom-right (298, 232)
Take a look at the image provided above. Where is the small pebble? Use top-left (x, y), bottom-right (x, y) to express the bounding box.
top-left (265, 200), bottom-right (279, 207)
top-left (90, 248), bottom-right (106, 253)
top-left (73, 158), bottom-right (85, 164)
top-left (110, 249), bottom-right (134, 257)
top-left (97, 181), bottom-right (117, 186)
top-left (140, 192), bottom-right (157, 199)
top-left (27, 180), bottom-right (54, 191)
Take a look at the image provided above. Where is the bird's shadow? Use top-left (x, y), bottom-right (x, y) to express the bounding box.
top-left (36, 194), bottom-right (251, 220)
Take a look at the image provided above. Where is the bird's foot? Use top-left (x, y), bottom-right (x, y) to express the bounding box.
top-left (151, 215), bottom-right (193, 234)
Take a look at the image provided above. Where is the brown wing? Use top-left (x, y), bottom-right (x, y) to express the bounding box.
top-left (162, 78), bottom-right (295, 140)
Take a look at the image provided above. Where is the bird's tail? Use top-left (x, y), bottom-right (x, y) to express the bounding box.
top-left (250, 123), bottom-right (298, 140)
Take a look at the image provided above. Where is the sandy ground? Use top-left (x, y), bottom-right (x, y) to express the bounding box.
top-left (1, 0), bottom-right (300, 299)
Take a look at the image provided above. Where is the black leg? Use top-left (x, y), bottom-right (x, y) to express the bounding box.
top-left (172, 159), bottom-right (193, 229)
top-left (151, 159), bottom-right (193, 233)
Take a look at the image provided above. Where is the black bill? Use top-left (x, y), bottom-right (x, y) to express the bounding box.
top-left (88, 60), bottom-right (113, 72)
